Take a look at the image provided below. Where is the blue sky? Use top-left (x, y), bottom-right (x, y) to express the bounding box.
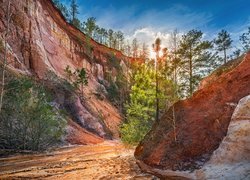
top-left (60, 0), bottom-right (250, 51)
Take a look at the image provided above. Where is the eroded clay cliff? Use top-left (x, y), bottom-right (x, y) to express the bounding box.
top-left (135, 52), bottom-right (250, 178)
top-left (0, 0), bottom-right (130, 144)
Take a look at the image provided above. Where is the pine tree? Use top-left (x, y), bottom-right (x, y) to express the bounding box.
top-left (69, 0), bottom-right (81, 29)
top-left (82, 17), bottom-right (97, 37)
top-left (214, 30), bottom-right (233, 64)
top-left (124, 41), bottom-right (132, 57)
top-left (152, 38), bottom-right (161, 122)
top-left (177, 29), bottom-right (213, 97)
top-left (132, 38), bottom-right (139, 58)
top-left (117, 31), bottom-right (125, 51)
top-left (75, 68), bottom-right (88, 95)
top-left (108, 29), bottom-right (114, 48)
top-left (70, 0), bottom-right (79, 22)
top-left (240, 27), bottom-right (250, 52)
top-left (52, 0), bottom-right (70, 21)
top-left (120, 64), bottom-right (156, 144)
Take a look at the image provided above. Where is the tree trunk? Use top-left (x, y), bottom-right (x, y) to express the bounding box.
top-left (189, 56), bottom-right (193, 96)
top-left (224, 48), bottom-right (227, 64)
top-left (155, 53), bottom-right (159, 122)
top-left (172, 105), bottom-right (177, 142)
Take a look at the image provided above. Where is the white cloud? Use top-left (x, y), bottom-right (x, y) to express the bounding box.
top-left (75, 1), bottom-right (250, 55)
top-left (126, 27), bottom-right (171, 50)
top-left (82, 3), bottom-right (214, 53)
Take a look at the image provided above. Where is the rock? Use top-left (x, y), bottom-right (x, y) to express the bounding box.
top-left (135, 52), bottom-right (250, 178)
top-left (0, 0), bottom-right (130, 144)
top-left (66, 119), bottom-right (104, 145)
top-left (195, 95), bottom-right (250, 179)
top-left (136, 95), bottom-right (250, 179)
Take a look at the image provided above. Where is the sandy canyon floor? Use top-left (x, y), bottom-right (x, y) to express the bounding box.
top-left (0, 141), bottom-right (158, 180)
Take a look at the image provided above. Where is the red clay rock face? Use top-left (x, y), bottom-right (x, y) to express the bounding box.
top-left (135, 52), bottom-right (250, 172)
top-left (0, 0), bottom-right (128, 144)
top-left (66, 119), bottom-right (104, 145)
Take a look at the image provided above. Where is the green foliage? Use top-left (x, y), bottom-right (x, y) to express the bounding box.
top-left (240, 27), bottom-right (250, 52)
top-left (94, 84), bottom-right (106, 100)
top-left (120, 64), bottom-right (156, 144)
top-left (177, 29), bottom-right (214, 97)
top-left (0, 77), bottom-right (66, 151)
top-left (70, 0), bottom-right (79, 22)
top-left (107, 53), bottom-right (121, 70)
top-left (85, 36), bottom-right (93, 57)
top-left (105, 54), bottom-right (129, 110)
top-left (107, 82), bottom-right (119, 102)
top-left (214, 30), bottom-right (233, 52)
top-left (46, 70), bottom-right (75, 92)
top-left (53, 0), bottom-right (81, 30)
top-left (53, 1), bottom-right (125, 51)
top-left (74, 68), bottom-right (88, 88)
top-left (64, 65), bottom-right (73, 80)
top-left (52, 0), bottom-right (70, 21)
top-left (71, 18), bottom-right (82, 30)
top-left (214, 29), bottom-right (233, 63)
top-left (82, 17), bottom-right (97, 37)
top-left (64, 66), bottom-right (88, 91)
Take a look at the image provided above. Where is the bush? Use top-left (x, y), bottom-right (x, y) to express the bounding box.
top-left (107, 82), bottom-right (119, 102)
top-left (0, 77), bottom-right (66, 151)
top-left (120, 64), bottom-right (156, 145)
top-left (107, 53), bottom-right (121, 70)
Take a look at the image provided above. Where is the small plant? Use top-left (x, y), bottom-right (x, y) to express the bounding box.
top-left (106, 82), bottom-right (119, 102)
top-left (107, 53), bottom-right (121, 70)
top-left (85, 36), bottom-right (93, 58)
top-left (64, 66), bottom-right (88, 95)
top-left (94, 84), bottom-right (107, 100)
top-left (64, 65), bottom-right (73, 81)
top-left (74, 68), bottom-right (88, 94)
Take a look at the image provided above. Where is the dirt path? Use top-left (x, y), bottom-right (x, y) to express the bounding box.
top-left (0, 141), bottom-right (158, 179)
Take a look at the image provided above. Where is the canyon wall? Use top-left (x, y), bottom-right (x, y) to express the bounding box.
top-left (135, 52), bottom-right (250, 178)
top-left (0, 0), bottom-right (130, 144)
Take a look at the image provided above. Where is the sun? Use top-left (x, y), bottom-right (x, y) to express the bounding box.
top-left (149, 50), bottom-right (156, 59)
top-left (149, 49), bottom-right (164, 59)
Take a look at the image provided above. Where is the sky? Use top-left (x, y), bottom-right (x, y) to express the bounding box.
top-left (60, 0), bottom-right (250, 53)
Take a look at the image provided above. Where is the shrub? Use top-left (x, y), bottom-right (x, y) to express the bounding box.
top-left (0, 77), bottom-right (66, 151)
top-left (107, 53), bottom-right (121, 71)
top-left (106, 82), bottom-right (119, 102)
top-left (63, 66), bottom-right (88, 92)
top-left (94, 84), bottom-right (107, 100)
top-left (120, 64), bottom-right (156, 145)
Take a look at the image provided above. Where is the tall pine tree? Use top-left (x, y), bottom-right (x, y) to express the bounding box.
top-left (214, 30), bottom-right (233, 64)
top-left (177, 30), bottom-right (213, 97)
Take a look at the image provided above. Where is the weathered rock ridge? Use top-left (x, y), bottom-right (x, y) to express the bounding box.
top-left (135, 52), bottom-right (250, 178)
top-left (0, 0), bottom-right (130, 144)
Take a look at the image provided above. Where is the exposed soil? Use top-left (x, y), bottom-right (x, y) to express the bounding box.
top-left (0, 141), bottom-right (157, 180)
